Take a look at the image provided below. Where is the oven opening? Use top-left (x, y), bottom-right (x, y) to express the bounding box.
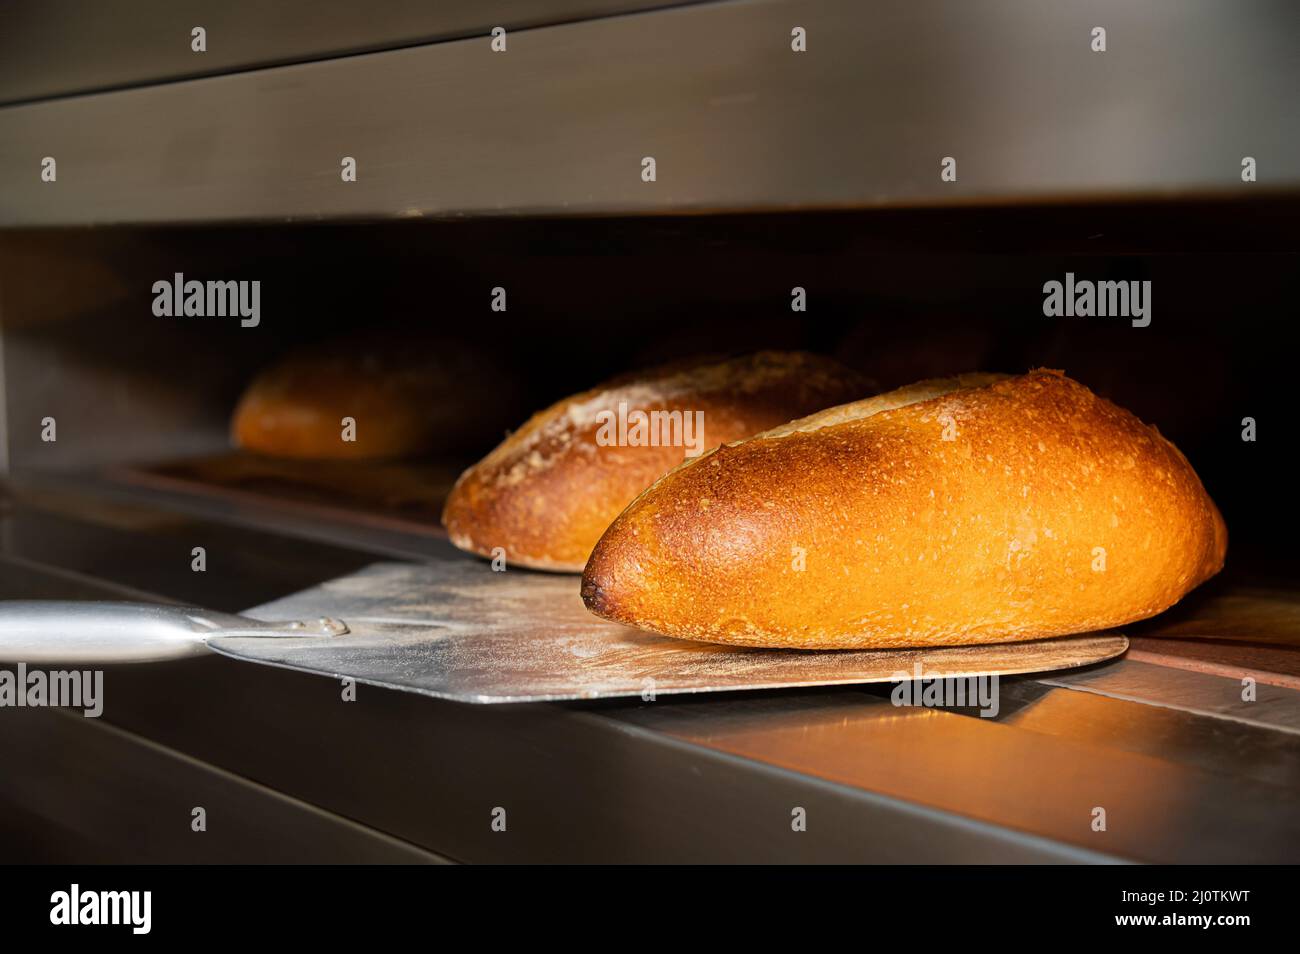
top-left (3, 202), bottom-right (1296, 589)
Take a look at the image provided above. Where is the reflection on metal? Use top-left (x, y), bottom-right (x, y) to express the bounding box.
top-left (0, 599), bottom-right (347, 663)
top-left (0, 0), bottom-right (694, 105)
top-left (619, 676), bottom-right (1300, 862)
top-left (1, 0), bottom-right (1296, 225)
top-left (1040, 659), bottom-right (1300, 735)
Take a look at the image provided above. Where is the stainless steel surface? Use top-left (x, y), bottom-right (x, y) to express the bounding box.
top-left (0, 313), bottom-right (9, 476)
top-left (0, 599), bottom-right (347, 663)
top-left (6, 657), bottom-right (1125, 863)
top-left (0, 0), bottom-right (695, 105)
top-left (2, 0), bottom-right (1296, 226)
top-left (618, 677), bottom-right (1300, 863)
top-left (1040, 659), bottom-right (1300, 735)
top-left (1, 538), bottom-right (1122, 863)
top-left (212, 558), bottom-right (1129, 702)
top-left (3, 490), bottom-right (1296, 861)
top-left (0, 488), bottom-right (378, 610)
top-left (0, 706), bottom-right (447, 863)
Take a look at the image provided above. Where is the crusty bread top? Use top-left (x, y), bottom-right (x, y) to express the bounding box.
top-left (583, 369), bottom-right (1227, 649)
top-left (467, 351), bottom-right (867, 492)
top-left (622, 372), bottom-right (1009, 505)
top-left (756, 372), bottom-right (1009, 439)
top-left (442, 351), bottom-right (871, 571)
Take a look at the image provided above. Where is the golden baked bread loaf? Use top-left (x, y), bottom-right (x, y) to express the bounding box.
top-left (232, 333), bottom-right (519, 461)
top-left (441, 352), bottom-right (870, 572)
top-left (582, 369), bottom-right (1226, 649)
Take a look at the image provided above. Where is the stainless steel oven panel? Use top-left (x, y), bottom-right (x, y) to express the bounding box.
top-left (2, 0), bottom-right (1296, 227)
top-left (0, 0), bottom-right (697, 105)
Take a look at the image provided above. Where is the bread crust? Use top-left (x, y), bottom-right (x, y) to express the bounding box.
top-left (441, 352), bottom-right (870, 572)
top-left (231, 333), bottom-right (517, 460)
top-left (582, 370), bottom-right (1227, 648)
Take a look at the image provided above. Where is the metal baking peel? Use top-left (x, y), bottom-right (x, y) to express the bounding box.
top-left (0, 600), bottom-right (347, 664)
top-left (0, 554), bottom-right (1128, 702)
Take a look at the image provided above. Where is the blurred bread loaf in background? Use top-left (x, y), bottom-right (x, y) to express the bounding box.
top-left (231, 331), bottom-right (521, 461)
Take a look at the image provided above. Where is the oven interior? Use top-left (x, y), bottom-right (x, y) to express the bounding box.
top-left (4, 201), bottom-right (1298, 583)
top-left (1, 199), bottom-right (1298, 862)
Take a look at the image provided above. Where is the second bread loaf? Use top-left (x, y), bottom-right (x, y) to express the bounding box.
top-left (442, 351), bottom-right (870, 571)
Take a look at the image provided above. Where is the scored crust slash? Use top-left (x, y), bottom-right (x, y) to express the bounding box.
top-left (442, 351), bottom-right (869, 572)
